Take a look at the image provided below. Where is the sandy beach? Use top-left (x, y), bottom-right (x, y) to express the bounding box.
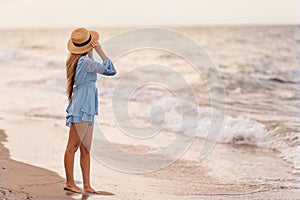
top-left (0, 27), bottom-right (300, 199)
top-left (0, 130), bottom-right (73, 200)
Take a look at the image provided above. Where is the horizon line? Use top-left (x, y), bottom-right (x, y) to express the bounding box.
top-left (0, 23), bottom-right (299, 30)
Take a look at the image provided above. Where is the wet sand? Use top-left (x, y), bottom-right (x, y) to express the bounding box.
top-left (0, 130), bottom-right (73, 200)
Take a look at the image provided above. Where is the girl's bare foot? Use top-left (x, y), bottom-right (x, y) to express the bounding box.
top-left (64, 184), bottom-right (83, 194)
top-left (84, 186), bottom-right (100, 194)
top-left (84, 186), bottom-right (114, 195)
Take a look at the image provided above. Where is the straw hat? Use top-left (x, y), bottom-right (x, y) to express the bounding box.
top-left (67, 28), bottom-right (99, 54)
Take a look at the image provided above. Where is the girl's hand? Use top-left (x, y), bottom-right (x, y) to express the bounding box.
top-left (91, 41), bottom-right (101, 49)
top-left (91, 40), bottom-right (108, 60)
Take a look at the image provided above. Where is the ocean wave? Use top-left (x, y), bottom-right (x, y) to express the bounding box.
top-left (35, 60), bottom-right (65, 69)
top-left (0, 48), bottom-right (64, 69)
top-left (137, 97), bottom-right (300, 174)
top-left (0, 48), bottom-right (29, 61)
top-left (269, 77), bottom-right (299, 84)
top-left (137, 97), bottom-right (267, 144)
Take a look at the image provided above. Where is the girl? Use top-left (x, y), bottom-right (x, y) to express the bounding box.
top-left (64, 27), bottom-right (116, 194)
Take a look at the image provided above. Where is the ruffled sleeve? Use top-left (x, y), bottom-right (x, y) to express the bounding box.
top-left (82, 57), bottom-right (116, 76)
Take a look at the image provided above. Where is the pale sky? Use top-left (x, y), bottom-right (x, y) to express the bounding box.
top-left (0, 0), bottom-right (299, 28)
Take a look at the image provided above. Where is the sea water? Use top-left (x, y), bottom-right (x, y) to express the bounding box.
top-left (0, 25), bottom-right (299, 173)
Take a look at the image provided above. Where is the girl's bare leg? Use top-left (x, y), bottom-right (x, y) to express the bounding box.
top-left (79, 124), bottom-right (100, 193)
top-left (64, 123), bottom-right (83, 193)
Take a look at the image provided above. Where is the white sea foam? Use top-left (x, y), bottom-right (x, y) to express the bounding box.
top-left (138, 97), bottom-right (268, 144)
top-left (137, 97), bottom-right (300, 174)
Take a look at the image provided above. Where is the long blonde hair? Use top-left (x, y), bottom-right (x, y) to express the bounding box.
top-left (66, 53), bottom-right (86, 101)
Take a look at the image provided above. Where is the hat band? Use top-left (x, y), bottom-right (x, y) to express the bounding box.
top-left (73, 34), bottom-right (92, 47)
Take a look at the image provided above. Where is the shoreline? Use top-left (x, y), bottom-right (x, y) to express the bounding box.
top-left (1, 125), bottom-right (300, 199)
top-left (0, 129), bottom-right (74, 200)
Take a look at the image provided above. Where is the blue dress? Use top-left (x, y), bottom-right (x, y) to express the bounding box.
top-left (66, 56), bottom-right (116, 127)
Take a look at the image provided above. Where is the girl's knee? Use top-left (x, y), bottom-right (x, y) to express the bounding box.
top-left (67, 142), bottom-right (81, 153)
top-left (80, 144), bottom-right (90, 154)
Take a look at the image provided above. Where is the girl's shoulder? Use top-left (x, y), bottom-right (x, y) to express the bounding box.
top-left (80, 55), bottom-right (95, 63)
top-left (79, 55), bottom-right (87, 62)
top-left (78, 55), bottom-right (91, 66)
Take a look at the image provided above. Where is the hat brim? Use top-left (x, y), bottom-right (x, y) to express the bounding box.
top-left (67, 30), bottom-right (99, 54)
